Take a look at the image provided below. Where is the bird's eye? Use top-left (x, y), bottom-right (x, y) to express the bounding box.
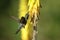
top-left (20, 17), bottom-right (27, 24)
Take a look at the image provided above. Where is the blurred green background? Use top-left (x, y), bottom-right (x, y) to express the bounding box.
top-left (0, 0), bottom-right (60, 40)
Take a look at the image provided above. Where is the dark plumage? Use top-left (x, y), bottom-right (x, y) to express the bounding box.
top-left (16, 13), bottom-right (29, 34)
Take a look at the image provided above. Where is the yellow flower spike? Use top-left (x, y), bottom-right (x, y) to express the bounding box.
top-left (18, 0), bottom-right (40, 40)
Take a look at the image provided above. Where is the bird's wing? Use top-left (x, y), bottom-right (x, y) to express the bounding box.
top-left (10, 16), bottom-right (20, 22)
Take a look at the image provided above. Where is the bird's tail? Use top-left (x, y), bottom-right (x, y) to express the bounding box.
top-left (16, 24), bottom-right (25, 34)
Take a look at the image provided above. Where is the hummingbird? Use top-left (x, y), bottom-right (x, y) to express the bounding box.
top-left (10, 12), bottom-right (29, 34)
top-left (16, 13), bottom-right (29, 34)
